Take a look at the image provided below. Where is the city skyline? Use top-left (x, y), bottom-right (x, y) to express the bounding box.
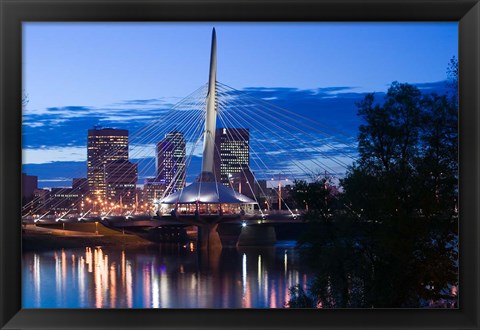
top-left (21, 125), bottom-right (291, 215)
top-left (26, 125), bottom-right (264, 191)
top-left (22, 22), bottom-right (458, 187)
top-left (20, 22), bottom-right (460, 311)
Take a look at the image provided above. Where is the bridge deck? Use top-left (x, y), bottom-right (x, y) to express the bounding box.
top-left (24, 213), bottom-right (304, 227)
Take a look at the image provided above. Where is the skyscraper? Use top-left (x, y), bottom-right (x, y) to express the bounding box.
top-left (105, 160), bottom-right (138, 206)
top-left (214, 127), bottom-right (254, 198)
top-left (87, 127), bottom-right (129, 199)
top-left (156, 131), bottom-right (186, 194)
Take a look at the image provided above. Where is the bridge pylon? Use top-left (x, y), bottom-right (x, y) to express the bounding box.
top-left (158, 28), bottom-right (257, 251)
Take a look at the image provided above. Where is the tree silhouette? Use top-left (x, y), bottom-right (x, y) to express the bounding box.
top-left (289, 61), bottom-right (458, 308)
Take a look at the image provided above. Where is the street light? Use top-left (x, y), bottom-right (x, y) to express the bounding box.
top-left (272, 174), bottom-right (287, 211)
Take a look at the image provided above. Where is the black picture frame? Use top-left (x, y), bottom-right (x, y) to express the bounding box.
top-left (1, 0), bottom-right (479, 329)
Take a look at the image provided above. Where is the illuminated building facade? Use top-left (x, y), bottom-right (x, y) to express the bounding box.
top-left (105, 160), bottom-right (138, 206)
top-left (214, 127), bottom-right (254, 198)
top-left (156, 131), bottom-right (186, 194)
top-left (48, 188), bottom-right (82, 213)
top-left (87, 127), bottom-right (129, 199)
top-left (143, 178), bottom-right (166, 204)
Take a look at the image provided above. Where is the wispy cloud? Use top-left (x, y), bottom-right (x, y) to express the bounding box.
top-left (316, 86), bottom-right (356, 94)
top-left (46, 105), bottom-right (93, 112)
top-left (22, 81), bottom-right (450, 186)
top-left (23, 121), bottom-right (45, 128)
top-left (23, 146), bottom-right (87, 164)
top-left (119, 99), bottom-right (162, 105)
top-left (112, 96), bottom-right (181, 107)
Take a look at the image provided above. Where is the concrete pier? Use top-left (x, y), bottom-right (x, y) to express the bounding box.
top-left (197, 223), bottom-right (222, 250)
top-left (237, 225), bottom-right (276, 246)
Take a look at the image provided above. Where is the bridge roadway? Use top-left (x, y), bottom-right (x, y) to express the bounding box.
top-left (23, 213), bottom-right (307, 247)
top-left (23, 212), bottom-right (305, 228)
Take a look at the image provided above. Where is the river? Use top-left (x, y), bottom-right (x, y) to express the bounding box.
top-left (22, 241), bottom-right (313, 308)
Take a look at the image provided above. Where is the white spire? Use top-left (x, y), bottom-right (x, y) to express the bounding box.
top-left (201, 28), bottom-right (217, 177)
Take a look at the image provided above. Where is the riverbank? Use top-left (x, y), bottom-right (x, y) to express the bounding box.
top-left (22, 224), bottom-right (155, 251)
top-left (22, 234), bottom-right (155, 251)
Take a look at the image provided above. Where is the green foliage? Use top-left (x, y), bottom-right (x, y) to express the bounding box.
top-left (289, 64), bottom-right (458, 308)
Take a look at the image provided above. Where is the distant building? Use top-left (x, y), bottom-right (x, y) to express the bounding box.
top-left (214, 128), bottom-right (254, 198)
top-left (48, 188), bottom-right (82, 213)
top-left (156, 131), bottom-right (186, 195)
top-left (254, 179), bottom-right (268, 197)
top-left (72, 178), bottom-right (89, 194)
top-left (22, 173), bottom-right (38, 203)
top-left (105, 160), bottom-right (138, 206)
top-left (143, 178), bottom-right (166, 204)
top-left (228, 170), bottom-right (255, 199)
top-left (87, 127), bottom-right (129, 199)
top-left (253, 179), bottom-right (269, 207)
top-left (32, 188), bottom-right (48, 214)
top-left (72, 178), bottom-right (88, 214)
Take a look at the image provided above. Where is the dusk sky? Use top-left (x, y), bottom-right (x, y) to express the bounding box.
top-left (22, 22), bottom-right (458, 187)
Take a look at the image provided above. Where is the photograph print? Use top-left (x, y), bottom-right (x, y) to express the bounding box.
top-left (21, 22), bottom-right (458, 309)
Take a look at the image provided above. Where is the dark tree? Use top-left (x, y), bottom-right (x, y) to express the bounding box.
top-left (286, 285), bottom-right (316, 308)
top-left (291, 175), bottom-right (337, 223)
top-left (446, 56), bottom-right (458, 89)
top-left (290, 75), bottom-right (458, 308)
top-left (343, 81), bottom-right (457, 307)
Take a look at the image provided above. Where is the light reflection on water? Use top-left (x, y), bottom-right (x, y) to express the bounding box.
top-left (23, 242), bottom-right (312, 308)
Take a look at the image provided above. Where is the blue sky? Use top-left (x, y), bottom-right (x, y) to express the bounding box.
top-left (22, 22), bottom-right (458, 187)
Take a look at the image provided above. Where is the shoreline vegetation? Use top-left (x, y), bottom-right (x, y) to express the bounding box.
top-left (286, 60), bottom-right (459, 308)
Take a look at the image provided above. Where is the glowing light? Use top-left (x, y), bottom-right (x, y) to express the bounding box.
top-left (242, 253), bottom-right (247, 295)
top-left (257, 255), bottom-right (262, 287)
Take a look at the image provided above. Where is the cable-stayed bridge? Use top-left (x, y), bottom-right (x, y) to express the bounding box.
top-left (22, 28), bottom-right (357, 249)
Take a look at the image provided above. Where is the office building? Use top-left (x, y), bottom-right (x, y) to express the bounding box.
top-left (87, 127), bottom-right (128, 199)
top-left (143, 178), bottom-right (166, 204)
top-left (105, 160), bottom-right (138, 206)
top-left (48, 188), bottom-right (82, 213)
top-left (72, 178), bottom-right (88, 194)
top-left (214, 127), bottom-right (254, 198)
top-left (156, 131), bottom-right (186, 194)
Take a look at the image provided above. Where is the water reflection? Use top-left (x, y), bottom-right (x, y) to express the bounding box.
top-left (23, 243), bottom-right (311, 308)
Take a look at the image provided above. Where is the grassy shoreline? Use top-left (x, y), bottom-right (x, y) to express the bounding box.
top-left (22, 232), bottom-right (156, 251)
top-left (22, 224), bottom-right (155, 251)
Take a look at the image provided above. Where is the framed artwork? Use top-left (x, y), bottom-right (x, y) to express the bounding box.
top-left (1, 0), bottom-right (479, 329)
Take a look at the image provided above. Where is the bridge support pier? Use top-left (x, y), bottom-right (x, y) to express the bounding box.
top-left (237, 225), bottom-right (276, 246)
top-left (197, 223), bottom-right (222, 250)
